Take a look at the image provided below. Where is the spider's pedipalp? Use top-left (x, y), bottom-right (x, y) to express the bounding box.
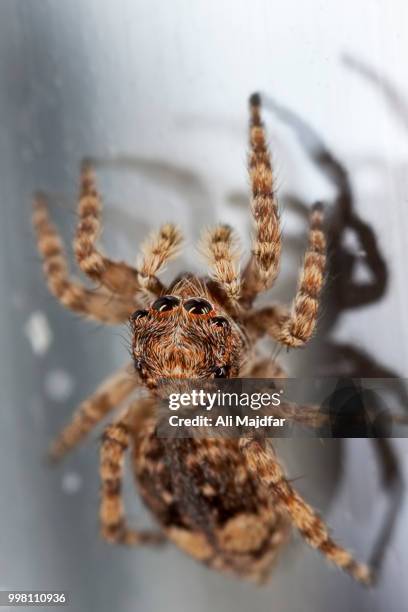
top-left (240, 438), bottom-right (373, 585)
top-left (74, 162), bottom-right (163, 297)
top-left (33, 194), bottom-right (134, 324)
top-left (137, 223), bottom-right (183, 295)
top-left (100, 402), bottom-right (165, 546)
top-left (199, 224), bottom-right (241, 306)
top-left (240, 93), bottom-right (281, 306)
top-left (48, 363), bottom-right (139, 462)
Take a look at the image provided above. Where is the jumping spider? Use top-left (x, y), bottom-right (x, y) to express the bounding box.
top-left (33, 94), bottom-right (372, 585)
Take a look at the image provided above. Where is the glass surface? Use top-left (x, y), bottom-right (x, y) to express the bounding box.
top-left (0, 2), bottom-right (407, 611)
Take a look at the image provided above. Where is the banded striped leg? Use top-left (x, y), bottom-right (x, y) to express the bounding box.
top-left (137, 223), bottom-right (183, 295)
top-left (240, 93), bottom-right (281, 306)
top-left (244, 304), bottom-right (289, 344)
top-left (33, 195), bottom-right (135, 324)
top-left (248, 356), bottom-right (408, 431)
top-left (247, 202), bottom-right (326, 348)
top-left (240, 438), bottom-right (372, 585)
top-left (74, 162), bottom-right (163, 297)
top-left (100, 403), bottom-right (164, 545)
top-left (246, 359), bottom-right (327, 429)
top-left (247, 357), bottom-right (287, 379)
top-left (49, 364), bottom-right (138, 462)
top-left (199, 225), bottom-right (241, 307)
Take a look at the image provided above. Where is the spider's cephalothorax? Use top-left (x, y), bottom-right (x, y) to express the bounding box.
top-left (33, 93), bottom-right (374, 585)
top-left (131, 278), bottom-right (247, 387)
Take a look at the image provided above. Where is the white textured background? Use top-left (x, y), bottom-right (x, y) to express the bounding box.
top-left (0, 1), bottom-right (407, 611)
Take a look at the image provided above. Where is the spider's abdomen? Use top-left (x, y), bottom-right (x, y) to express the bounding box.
top-left (132, 417), bottom-right (290, 582)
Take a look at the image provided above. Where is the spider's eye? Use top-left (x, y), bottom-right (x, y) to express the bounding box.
top-left (184, 298), bottom-right (213, 315)
top-left (134, 358), bottom-right (144, 372)
top-left (213, 366), bottom-right (228, 378)
top-left (131, 309), bottom-right (149, 322)
top-left (211, 316), bottom-right (230, 329)
top-left (152, 295), bottom-right (180, 312)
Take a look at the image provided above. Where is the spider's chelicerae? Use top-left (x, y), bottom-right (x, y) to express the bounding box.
top-left (33, 94), bottom-right (372, 585)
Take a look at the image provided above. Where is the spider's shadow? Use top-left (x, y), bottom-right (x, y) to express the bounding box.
top-left (261, 58), bottom-right (407, 580)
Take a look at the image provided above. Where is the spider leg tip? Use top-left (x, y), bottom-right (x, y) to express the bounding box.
top-left (249, 92), bottom-right (261, 107)
top-left (33, 190), bottom-right (47, 203)
top-left (43, 449), bottom-right (60, 467)
top-left (312, 201), bottom-right (324, 212)
top-left (80, 157), bottom-right (96, 175)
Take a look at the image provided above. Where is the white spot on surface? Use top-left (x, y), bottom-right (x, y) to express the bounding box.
top-left (24, 311), bottom-right (53, 356)
top-left (61, 472), bottom-right (83, 495)
top-left (45, 369), bottom-right (75, 402)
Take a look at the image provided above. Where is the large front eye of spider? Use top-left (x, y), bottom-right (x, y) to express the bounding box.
top-left (213, 366), bottom-right (229, 378)
top-left (152, 295), bottom-right (180, 313)
top-left (210, 316), bottom-right (230, 330)
top-left (131, 309), bottom-right (149, 322)
top-left (184, 298), bottom-right (213, 315)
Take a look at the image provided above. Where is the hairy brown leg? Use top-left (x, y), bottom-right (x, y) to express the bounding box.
top-left (137, 223), bottom-right (183, 295)
top-left (49, 364), bottom-right (139, 462)
top-left (240, 438), bottom-right (372, 585)
top-left (246, 358), bottom-right (327, 429)
top-left (74, 162), bottom-right (164, 297)
top-left (247, 357), bottom-right (287, 378)
top-left (246, 202), bottom-right (326, 348)
top-left (200, 224), bottom-right (241, 307)
top-left (243, 304), bottom-right (289, 344)
top-left (240, 93), bottom-right (281, 307)
top-left (100, 401), bottom-right (165, 546)
top-left (246, 355), bottom-right (407, 433)
top-left (33, 194), bottom-right (135, 323)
